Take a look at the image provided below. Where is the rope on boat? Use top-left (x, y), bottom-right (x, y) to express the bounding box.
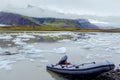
top-left (55, 62), bottom-right (96, 68)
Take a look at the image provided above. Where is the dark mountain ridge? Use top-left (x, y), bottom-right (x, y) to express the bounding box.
top-left (0, 12), bottom-right (98, 28)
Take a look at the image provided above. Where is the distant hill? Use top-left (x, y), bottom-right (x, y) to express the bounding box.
top-left (0, 12), bottom-right (98, 28)
top-left (0, 12), bottom-right (40, 26)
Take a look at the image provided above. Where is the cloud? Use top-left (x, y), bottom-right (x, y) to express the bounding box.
top-left (0, 0), bottom-right (120, 16)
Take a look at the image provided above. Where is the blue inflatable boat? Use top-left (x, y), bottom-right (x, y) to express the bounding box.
top-left (46, 61), bottom-right (115, 77)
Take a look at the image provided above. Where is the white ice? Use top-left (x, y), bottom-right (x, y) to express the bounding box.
top-left (17, 33), bottom-right (35, 39)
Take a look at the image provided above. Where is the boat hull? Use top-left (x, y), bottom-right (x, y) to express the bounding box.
top-left (46, 61), bottom-right (115, 77)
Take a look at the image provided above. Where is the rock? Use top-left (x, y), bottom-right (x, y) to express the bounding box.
top-left (99, 68), bottom-right (120, 80)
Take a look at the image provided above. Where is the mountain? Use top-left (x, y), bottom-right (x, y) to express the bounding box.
top-left (0, 12), bottom-right (98, 28)
top-left (0, 12), bottom-right (40, 26)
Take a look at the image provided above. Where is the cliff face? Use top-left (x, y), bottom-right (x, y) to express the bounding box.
top-left (0, 12), bottom-right (98, 28)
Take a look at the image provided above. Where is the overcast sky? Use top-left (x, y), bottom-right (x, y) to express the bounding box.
top-left (0, 0), bottom-right (120, 16)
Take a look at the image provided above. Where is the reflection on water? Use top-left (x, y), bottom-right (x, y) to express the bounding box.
top-left (47, 70), bottom-right (68, 80)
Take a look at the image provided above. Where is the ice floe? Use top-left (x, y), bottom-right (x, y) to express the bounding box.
top-left (86, 53), bottom-right (112, 60)
top-left (9, 54), bottom-right (26, 61)
top-left (38, 32), bottom-right (74, 37)
top-left (53, 47), bottom-right (66, 54)
top-left (14, 41), bottom-right (27, 45)
top-left (12, 38), bottom-right (27, 45)
top-left (17, 33), bottom-right (35, 39)
top-left (19, 45), bottom-right (67, 54)
top-left (23, 45), bottom-right (34, 50)
top-left (29, 59), bottom-right (35, 62)
top-left (24, 47), bottom-right (67, 54)
top-left (0, 48), bottom-right (17, 55)
top-left (0, 60), bottom-right (16, 70)
top-left (25, 49), bottom-right (43, 54)
top-left (58, 39), bottom-right (71, 43)
top-left (40, 60), bottom-right (49, 63)
top-left (0, 35), bottom-right (12, 40)
top-left (28, 54), bottom-right (44, 59)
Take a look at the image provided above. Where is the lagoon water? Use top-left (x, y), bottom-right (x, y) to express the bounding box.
top-left (0, 31), bottom-right (120, 80)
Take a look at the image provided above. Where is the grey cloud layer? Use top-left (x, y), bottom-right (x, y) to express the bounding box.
top-left (0, 0), bottom-right (120, 16)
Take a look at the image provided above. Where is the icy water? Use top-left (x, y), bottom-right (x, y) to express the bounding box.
top-left (0, 31), bottom-right (120, 80)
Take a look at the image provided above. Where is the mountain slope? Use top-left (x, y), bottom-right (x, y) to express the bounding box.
top-left (0, 12), bottom-right (98, 28)
top-left (0, 12), bottom-right (40, 26)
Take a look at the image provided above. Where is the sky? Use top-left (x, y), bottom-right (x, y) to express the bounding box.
top-left (1, 0), bottom-right (120, 27)
top-left (0, 0), bottom-right (120, 16)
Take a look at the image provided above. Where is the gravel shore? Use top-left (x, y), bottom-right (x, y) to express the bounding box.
top-left (63, 66), bottom-right (120, 80)
top-left (96, 66), bottom-right (120, 80)
top-left (99, 69), bottom-right (120, 80)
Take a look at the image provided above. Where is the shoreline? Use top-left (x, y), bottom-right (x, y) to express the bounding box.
top-left (0, 30), bottom-right (120, 35)
top-left (98, 68), bottom-right (120, 80)
top-left (1, 26), bottom-right (120, 32)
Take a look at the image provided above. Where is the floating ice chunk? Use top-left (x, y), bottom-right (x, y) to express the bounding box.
top-left (9, 54), bottom-right (26, 61)
top-left (7, 44), bottom-right (12, 46)
top-left (13, 38), bottom-right (27, 45)
top-left (0, 60), bottom-right (15, 70)
top-left (23, 45), bottom-right (34, 50)
top-left (16, 46), bottom-right (24, 50)
top-left (22, 38), bottom-right (30, 41)
top-left (105, 47), bottom-right (114, 52)
top-left (29, 59), bottom-right (35, 62)
top-left (17, 34), bottom-right (35, 39)
top-left (0, 49), bottom-right (15, 55)
top-left (14, 41), bottom-right (27, 45)
top-left (12, 38), bottom-right (22, 42)
top-left (28, 54), bottom-right (44, 59)
top-left (24, 46), bottom-right (67, 54)
top-left (0, 35), bottom-right (12, 40)
top-left (83, 45), bottom-right (95, 50)
top-left (86, 53), bottom-right (111, 59)
top-left (26, 49), bottom-right (43, 54)
top-left (40, 60), bottom-right (49, 63)
top-left (58, 39), bottom-right (71, 43)
top-left (53, 47), bottom-right (66, 54)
